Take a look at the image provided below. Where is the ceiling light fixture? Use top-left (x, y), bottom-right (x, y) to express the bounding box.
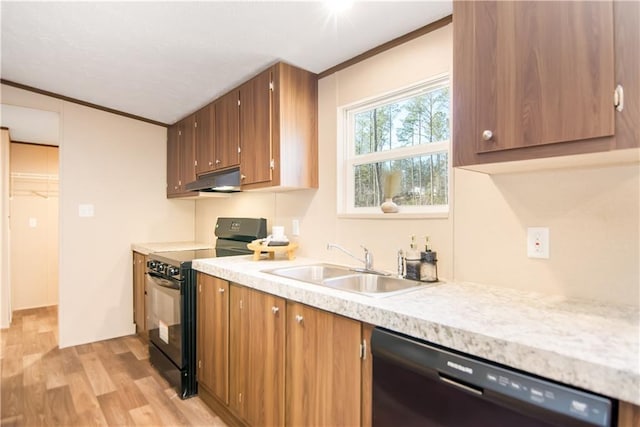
top-left (325, 0), bottom-right (354, 15)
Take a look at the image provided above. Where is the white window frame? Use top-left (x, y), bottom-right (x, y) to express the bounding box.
top-left (337, 74), bottom-right (451, 218)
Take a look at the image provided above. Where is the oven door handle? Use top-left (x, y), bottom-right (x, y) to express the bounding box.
top-left (146, 272), bottom-right (181, 290)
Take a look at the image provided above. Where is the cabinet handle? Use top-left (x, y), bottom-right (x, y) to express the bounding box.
top-left (614, 84), bottom-right (624, 112)
top-left (208, 161), bottom-right (213, 166)
top-left (215, 159), bottom-right (221, 165)
top-left (271, 306), bottom-right (279, 314)
top-left (218, 288), bottom-right (225, 293)
top-left (295, 315), bottom-right (304, 323)
top-left (241, 174), bottom-right (246, 180)
top-left (482, 130), bottom-right (493, 141)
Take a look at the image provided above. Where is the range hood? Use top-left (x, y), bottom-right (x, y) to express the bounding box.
top-left (185, 168), bottom-right (241, 192)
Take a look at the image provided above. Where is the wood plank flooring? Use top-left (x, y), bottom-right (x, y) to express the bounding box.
top-left (0, 306), bottom-right (227, 426)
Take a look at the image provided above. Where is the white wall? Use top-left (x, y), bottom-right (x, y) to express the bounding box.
top-left (453, 165), bottom-right (639, 303)
top-left (1, 84), bottom-right (196, 346)
top-left (195, 24), bottom-right (640, 307)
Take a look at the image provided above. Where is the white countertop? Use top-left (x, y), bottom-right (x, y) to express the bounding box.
top-left (131, 241), bottom-right (213, 255)
top-left (193, 255), bottom-right (640, 406)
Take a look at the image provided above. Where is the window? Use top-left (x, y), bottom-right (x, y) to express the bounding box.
top-left (338, 75), bottom-right (450, 216)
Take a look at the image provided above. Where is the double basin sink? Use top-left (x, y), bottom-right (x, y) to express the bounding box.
top-left (263, 263), bottom-right (432, 297)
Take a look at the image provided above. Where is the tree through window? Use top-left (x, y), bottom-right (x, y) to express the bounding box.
top-left (341, 76), bottom-right (450, 215)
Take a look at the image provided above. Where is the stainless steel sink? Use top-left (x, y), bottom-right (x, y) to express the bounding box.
top-left (263, 264), bottom-right (431, 297)
top-left (264, 264), bottom-right (353, 283)
top-left (322, 274), bottom-right (426, 297)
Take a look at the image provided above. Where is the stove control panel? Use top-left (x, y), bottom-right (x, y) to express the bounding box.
top-left (147, 260), bottom-right (181, 280)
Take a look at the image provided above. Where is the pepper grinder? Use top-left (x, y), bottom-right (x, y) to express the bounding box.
top-left (419, 236), bottom-right (438, 282)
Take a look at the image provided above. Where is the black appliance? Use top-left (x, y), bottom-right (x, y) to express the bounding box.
top-left (146, 217), bottom-right (266, 398)
top-left (371, 328), bottom-right (615, 427)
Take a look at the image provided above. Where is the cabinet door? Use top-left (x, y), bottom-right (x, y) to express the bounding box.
top-left (477, 1), bottom-right (614, 153)
top-left (229, 285), bottom-right (285, 426)
top-left (166, 124), bottom-right (181, 196)
top-left (454, 1), bottom-right (618, 168)
top-left (195, 104), bottom-right (215, 175)
top-left (132, 252), bottom-right (146, 333)
top-left (180, 114), bottom-right (197, 190)
top-left (286, 302), bottom-right (362, 427)
top-left (197, 274), bottom-right (229, 404)
top-left (361, 323), bottom-right (374, 427)
top-left (214, 91), bottom-right (240, 170)
top-left (240, 68), bottom-right (272, 186)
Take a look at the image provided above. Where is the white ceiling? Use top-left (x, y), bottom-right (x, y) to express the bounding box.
top-left (1, 1), bottom-right (452, 125)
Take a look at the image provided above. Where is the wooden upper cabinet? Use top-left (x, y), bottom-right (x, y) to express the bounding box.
top-left (195, 104), bottom-right (215, 175)
top-left (214, 90), bottom-right (240, 171)
top-left (453, 0), bottom-right (638, 169)
top-left (239, 68), bottom-right (272, 186)
top-left (167, 61), bottom-right (317, 197)
top-left (285, 301), bottom-right (362, 427)
top-left (240, 62), bottom-right (318, 190)
top-left (166, 123), bottom-right (181, 197)
top-left (180, 114), bottom-right (197, 188)
top-left (197, 274), bottom-right (229, 405)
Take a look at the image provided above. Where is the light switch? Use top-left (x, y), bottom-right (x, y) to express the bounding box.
top-left (29, 217), bottom-right (37, 228)
top-left (78, 204), bottom-right (95, 217)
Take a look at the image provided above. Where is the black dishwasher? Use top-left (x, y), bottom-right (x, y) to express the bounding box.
top-left (371, 328), bottom-right (615, 427)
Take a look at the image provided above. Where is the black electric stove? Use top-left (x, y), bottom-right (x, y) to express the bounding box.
top-left (146, 217), bottom-right (266, 398)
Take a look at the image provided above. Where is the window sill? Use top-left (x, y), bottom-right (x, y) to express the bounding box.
top-left (337, 211), bottom-right (449, 220)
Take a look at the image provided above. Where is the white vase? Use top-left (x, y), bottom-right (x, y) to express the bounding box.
top-left (380, 198), bottom-right (399, 213)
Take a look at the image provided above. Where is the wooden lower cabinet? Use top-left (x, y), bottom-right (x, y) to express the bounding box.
top-left (195, 276), bottom-right (371, 427)
top-left (230, 284), bottom-right (285, 427)
top-left (197, 273), bottom-right (229, 404)
top-left (132, 251), bottom-right (146, 334)
top-left (619, 401), bottom-right (640, 426)
top-left (286, 301), bottom-right (363, 427)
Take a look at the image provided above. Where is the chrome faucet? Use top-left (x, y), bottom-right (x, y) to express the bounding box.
top-left (326, 243), bottom-right (389, 276)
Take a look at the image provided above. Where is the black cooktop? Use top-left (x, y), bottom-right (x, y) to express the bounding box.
top-left (150, 249), bottom-right (217, 265)
top-left (149, 217), bottom-right (266, 268)
top-left (150, 247), bottom-right (252, 267)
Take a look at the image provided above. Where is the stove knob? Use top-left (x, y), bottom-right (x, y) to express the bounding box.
top-left (168, 266), bottom-right (180, 276)
top-left (157, 263), bottom-right (166, 274)
top-left (147, 260), bottom-right (157, 269)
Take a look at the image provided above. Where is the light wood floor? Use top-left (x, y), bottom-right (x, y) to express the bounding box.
top-left (0, 306), bottom-right (227, 426)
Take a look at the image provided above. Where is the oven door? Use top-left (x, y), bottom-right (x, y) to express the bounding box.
top-left (146, 271), bottom-right (183, 368)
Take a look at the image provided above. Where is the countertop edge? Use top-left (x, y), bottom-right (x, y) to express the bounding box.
top-left (131, 241), bottom-right (213, 255)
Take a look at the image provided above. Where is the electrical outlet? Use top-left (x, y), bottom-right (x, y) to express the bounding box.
top-left (78, 204), bottom-right (95, 217)
top-left (292, 219), bottom-right (300, 236)
top-left (527, 227), bottom-right (549, 259)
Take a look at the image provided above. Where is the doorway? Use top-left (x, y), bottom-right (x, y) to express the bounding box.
top-left (9, 142), bottom-right (59, 311)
